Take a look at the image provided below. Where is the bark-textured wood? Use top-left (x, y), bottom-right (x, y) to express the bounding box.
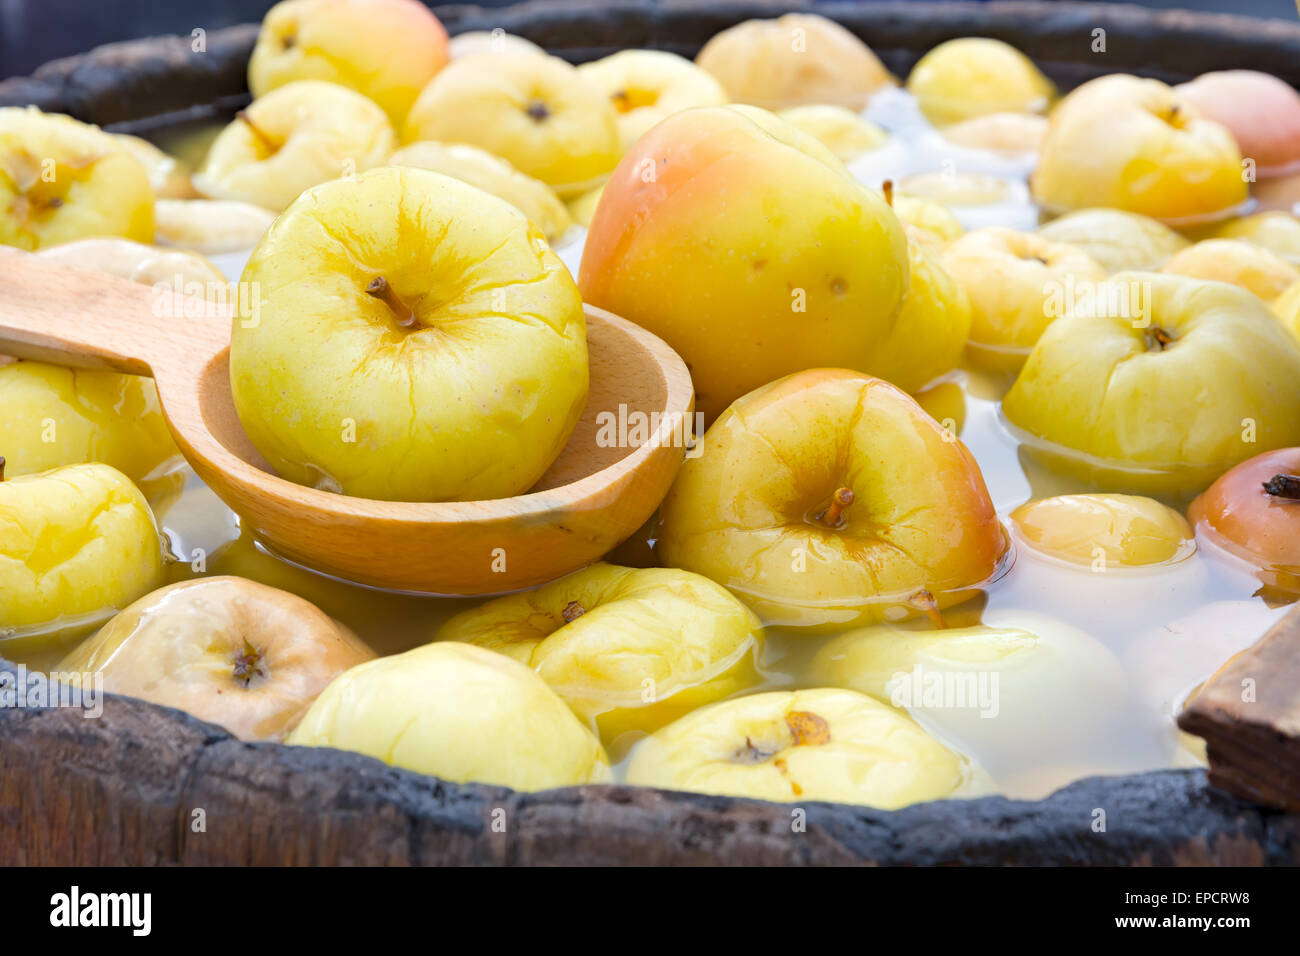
top-left (4, 2), bottom-right (1300, 127)
top-left (1179, 611), bottom-right (1300, 813)
top-left (2, 658), bottom-right (1297, 865)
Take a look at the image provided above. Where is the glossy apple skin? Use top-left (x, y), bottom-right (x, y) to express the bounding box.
top-left (403, 53), bottom-right (621, 197)
top-left (694, 13), bottom-right (894, 111)
top-left (0, 361), bottom-right (183, 501)
top-left (58, 576), bottom-right (376, 741)
top-left (1011, 494), bottom-right (1194, 567)
top-left (1004, 272), bottom-right (1300, 497)
top-left (195, 80), bottom-right (396, 212)
top-left (1038, 208), bottom-right (1189, 274)
top-left (1175, 70), bottom-right (1300, 177)
top-left (1161, 239), bottom-right (1299, 303)
top-left (1031, 75), bottom-right (1247, 222)
top-left (657, 369), bottom-right (1007, 630)
top-left (577, 50), bottom-right (728, 152)
top-left (248, 0), bottom-right (450, 125)
top-left (625, 688), bottom-right (975, 807)
top-left (1189, 447), bottom-right (1300, 595)
top-left (579, 106), bottom-right (908, 422)
top-left (0, 107), bottom-right (154, 250)
top-left (0, 464), bottom-right (163, 657)
top-left (907, 37), bottom-right (1055, 126)
top-left (229, 166), bottom-right (588, 502)
top-left (288, 641), bottom-right (611, 790)
top-left (436, 562), bottom-right (763, 742)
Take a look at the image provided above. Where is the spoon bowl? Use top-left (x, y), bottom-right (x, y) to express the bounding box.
top-left (0, 249), bottom-right (694, 594)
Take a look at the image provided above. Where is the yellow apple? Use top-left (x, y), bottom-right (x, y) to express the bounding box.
top-left (194, 80), bottom-right (396, 211)
top-left (810, 610), bottom-right (1129, 778)
top-left (403, 53), bottom-right (621, 197)
top-left (694, 13), bottom-right (894, 110)
top-left (248, 0), bottom-right (450, 125)
top-left (1161, 238), bottom-right (1300, 303)
top-left (229, 165), bottom-right (588, 502)
top-left (940, 112), bottom-right (1048, 154)
top-left (566, 183), bottom-right (604, 227)
top-left (1272, 280), bottom-right (1300, 345)
top-left (1213, 211), bottom-right (1300, 266)
top-left (387, 140), bottom-right (572, 240)
top-left (886, 191), bottom-right (964, 248)
top-left (907, 38), bottom-right (1055, 126)
top-left (448, 30), bottom-right (544, 60)
top-left (111, 133), bottom-right (196, 198)
top-left (0, 463), bottom-right (163, 657)
top-left (1010, 494), bottom-right (1194, 567)
top-left (436, 562), bottom-right (762, 742)
top-left (1031, 75), bottom-right (1247, 221)
top-left (36, 237), bottom-right (228, 300)
top-left (896, 170), bottom-right (1015, 208)
top-left (578, 50), bottom-right (728, 151)
top-left (1037, 207), bottom-right (1190, 273)
top-left (939, 226), bottom-right (1106, 372)
top-left (657, 369), bottom-right (1007, 630)
top-left (153, 198), bottom-right (276, 254)
top-left (777, 104), bottom-right (889, 161)
top-left (1003, 272), bottom-right (1300, 496)
top-left (288, 641), bottom-right (610, 790)
top-left (579, 105), bottom-right (909, 422)
top-left (0, 107), bottom-right (154, 249)
top-left (625, 688), bottom-right (976, 807)
top-left (58, 576), bottom-right (375, 740)
top-left (0, 360), bottom-right (183, 501)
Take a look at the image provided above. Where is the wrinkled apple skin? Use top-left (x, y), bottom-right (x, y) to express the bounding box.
top-left (1004, 272), bottom-right (1300, 496)
top-left (1031, 75), bottom-right (1247, 222)
top-left (1189, 447), bottom-right (1300, 595)
top-left (579, 106), bottom-right (909, 422)
top-left (657, 369), bottom-right (1006, 630)
top-left (777, 105), bottom-right (889, 161)
top-left (694, 14), bottom-right (894, 111)
top-left (36, 237), bottom-right (228, 299)
top-left (1011, 494), bottom-right (1194, 567)
top-left (403, 53), bottom-right (621, 197)
top-left (907, 37), bottom-right (1055, 126)
top-left (153, 198), bottom-right (277, 254)
top-left (288, 641), bottom-right (611, 790)
top-left (1038, 208), bottom-right (1190, 274)
top-left (0, 464), bottom-right (163, 655)
top-left (387, 141), bottom-right (572, 241)
top-left (437, 562), bottom-right (763, 741)
top-left (0, 107), bottom-right (154, 250)
top-left (229, 166), bottom-right (588, 502)
top-left (578, 50), bottom-right (728, 152)
top-left (625, 688), bottom-right (973, 807)
top-left (195, 80), bottom-right (396, 212)
top-left (248, 0), bottom-right (450, 125)
top-left (0, 361), bottom-right (183, 501)
top-left (58, 576), bottom-right (375, 741)
top-left (940, 227), bottom-right (1106, 372)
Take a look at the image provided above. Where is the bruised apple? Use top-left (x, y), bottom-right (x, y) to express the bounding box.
top-left (1004, 273), bottom-right (1300, 496)
top-left (0, 464), bottom-right (163, 656)
top-left (58, 577), bottom-right (375, 740)
top-left (657, 369), bottom-right (1007, 629)
top-left (625, 688), bottom-right (976, 807)
top-left (579, 106), bottom-right (909, 421)
top-left (436, 563), bottom-right (763, 741)
top-left (288, 641), bottom-right (610, 790)
top-left (229, 166), bottom-right (588, 501)
top-left (248, 0), bottom-right (450, 125)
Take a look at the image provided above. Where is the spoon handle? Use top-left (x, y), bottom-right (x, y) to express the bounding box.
top-left (0, 248), bottom-right (230, 379)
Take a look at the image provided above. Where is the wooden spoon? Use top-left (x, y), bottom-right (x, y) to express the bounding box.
top-left (0, 248), bottom-right (695, 594)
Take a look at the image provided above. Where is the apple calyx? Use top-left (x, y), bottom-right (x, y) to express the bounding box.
top-left (365, 277), bottom-right (419, 329)
top-left (561, 600), bottom-right (586, 623)
top-left (525, 100), bottom-right (551, 122)
top-left (232, 638), bottom-right (267, 688)
top-left (237, 111), bottom-right (279, 156)
top-left (815, 487), bottom-right (855, 528)
top-left (907, 588), bottom-right (947, 629)
top-left (1263, 474), bottom-right (1300, 500)
top-left (1145, 326), bottom-right (1176, 351)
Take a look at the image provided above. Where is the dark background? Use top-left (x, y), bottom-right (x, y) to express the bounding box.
top-left (1, 0), bottom-right (1297, 80)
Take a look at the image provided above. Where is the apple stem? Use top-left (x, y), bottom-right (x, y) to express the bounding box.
top-left (1263, 474), bottom-right (1300, 500)
top-left (365, 277), bottom-right (419, 329)
top-left (882, 179), bottom-right (894, 208)
top-left (0, 456), bottom-right (6, 482)
top-left (561, 600), bottom-right (586, 623)
top-left (908, 589), bottom-right (946, 629)
top-left (237, 110), bottom-right (277, 154)
top-left (816, 487), bottom-right (855, 527)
